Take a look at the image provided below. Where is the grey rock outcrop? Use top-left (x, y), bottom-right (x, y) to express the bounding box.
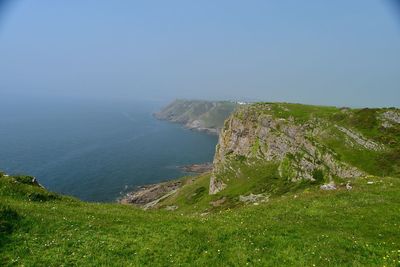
top-left (239, 193), bottom-right (269, 203)
top-left (336, 126), bottom-right (384, 151)
top-left (382, 111), bottom-right (400, 124)
top-left (320, 183), bottom-right (337, 191)
top-left (209, 105), bottom-right (363, 194)
top-left (380, 110), bottom-right (400, 128)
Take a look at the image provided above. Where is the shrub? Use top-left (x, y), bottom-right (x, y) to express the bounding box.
top-left (351, 108), bottom-right (378, 130)
top-left (0, 205), bottom-right (19, 234)
top-left (235, 155), bottom-right (247, 163)
top-left (13, 175), bottom-right (38, 186)
top-left (312, 169), bottom-right (325, 183)
top-left (185, 187), bottom-right (206, 204)
top-left (28, 191), bottom-right (59, 202)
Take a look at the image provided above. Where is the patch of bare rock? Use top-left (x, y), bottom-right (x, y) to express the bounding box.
top-left (120, 180), bottom-right (181, 209)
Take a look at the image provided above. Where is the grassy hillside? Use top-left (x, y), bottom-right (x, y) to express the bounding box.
top-left (1, 172), bottom-right (400, 266)
top-left (2, 102), bottom-right (400, 266)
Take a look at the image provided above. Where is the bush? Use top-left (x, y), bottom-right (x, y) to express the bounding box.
top-left (312, 169), bottom-right (325, 183)
top-left (0, 205), bottom-right (19, 234)
top-left (185, 187), bottom-right (206, 204)
top-left (351, 108), bottom-right (378, 130)
top-left (13, 175), bottom-right (38, 186)
top-left (235, 155), bottom-right (247, 163)
top-left (28, 191), bottom-right (59, 202)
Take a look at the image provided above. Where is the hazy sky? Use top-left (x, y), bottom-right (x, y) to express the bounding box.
top-left (0, 0), bottom-right (399, 107)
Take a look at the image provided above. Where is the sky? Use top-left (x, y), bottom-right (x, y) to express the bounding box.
top-left (0, 0), bottom-right (399, 107)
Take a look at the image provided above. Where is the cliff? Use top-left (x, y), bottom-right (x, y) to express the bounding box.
top-left (210, 103), bottom-right (400, 194)
top-left (154, 99), bottom-right (239, 134)
top-left (128, 102), bottom-right (400, 211)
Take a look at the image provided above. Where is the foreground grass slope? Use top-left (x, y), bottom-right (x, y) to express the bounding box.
top-left (1, 173), bottom-right (400, 266)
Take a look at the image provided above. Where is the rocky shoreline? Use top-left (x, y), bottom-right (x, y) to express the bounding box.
top-left (179, 163), bottom-right (213, 173)
top-left (119, 180), bottom-right (182, 209)
top-left (120, 163), bottom-right (213, 209)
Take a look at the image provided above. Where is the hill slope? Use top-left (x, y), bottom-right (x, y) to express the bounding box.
top-left (1, 173), bottom-right (400, 266)
top-left (154, 99), bottom-right (239, 134)
top-left (1, 102), bottom-right (400, 266)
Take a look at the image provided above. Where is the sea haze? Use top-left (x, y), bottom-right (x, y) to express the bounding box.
top-left (0, 97), bottom-right (218, 202)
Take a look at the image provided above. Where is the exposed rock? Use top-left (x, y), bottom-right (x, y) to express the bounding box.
top-left (239, 193), bottom-right (269, 204)
top-left (336, 126), bottom-right (384, 151)
top-left (120, 180), bottom-right (181, 209)
top-left (320, 183), bottom-right (337, 191)
top-left (382, 110), bottom-right (400, 124)
top-left (210, 197), bottom-right (226, 207)
top-left (210, 106), bottom-right (363, 194)
top-left (209, 176), bottom-right (227, 195)
top-left (165, 205), bottom-right (178, 211)
top-left (381, 121), bottom-right (393, 129)
top-left (31, 177), bottom-right (41, 187)
top-left (346, 182), bottom-right (352, 190)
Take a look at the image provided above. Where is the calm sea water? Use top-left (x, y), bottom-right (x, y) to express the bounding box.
top-left (0, 97), bottom-right (218, 202)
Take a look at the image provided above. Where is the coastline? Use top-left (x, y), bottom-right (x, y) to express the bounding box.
top-left (119, 163), bottom-right (212, 208)
top-left (153, 113), bottom-right (220, 135)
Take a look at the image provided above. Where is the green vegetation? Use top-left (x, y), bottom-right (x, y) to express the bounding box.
top-left (1, 173), bottom-right (400, 266)
top-left (1, 102), bottom-right (400, 266)
top-left (323, 110), bottom-right (400, 177)
top-left (234, 103), bottom-right (400, 178)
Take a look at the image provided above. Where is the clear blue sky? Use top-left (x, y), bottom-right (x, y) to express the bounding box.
top-left (0, 0), bottom-right (399, 107)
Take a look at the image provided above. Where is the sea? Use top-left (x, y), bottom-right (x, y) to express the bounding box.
top-left (0, 96), bottom-right (218, 202)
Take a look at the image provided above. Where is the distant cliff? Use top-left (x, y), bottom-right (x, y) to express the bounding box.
top-left (154, 99), bottom-right (239, 134)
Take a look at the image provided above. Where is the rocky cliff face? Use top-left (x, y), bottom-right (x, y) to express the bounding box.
top-left (210, 104), bottom-right (399, 194)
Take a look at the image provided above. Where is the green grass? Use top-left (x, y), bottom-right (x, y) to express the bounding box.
top-left (162, 160), bottom-right (325, 214)
top-left (1, 174), bottom-right (400, 266)
top-left (234, 103), bottom-right (400, 178)
top-left (1, 102), bottom-right (400, 265)
top-left (237, 102), bottom-right (340, 123)
top-left (318, 114), bottom-right (400, 178)
top-left (200, 102), bottom-right (238, 129)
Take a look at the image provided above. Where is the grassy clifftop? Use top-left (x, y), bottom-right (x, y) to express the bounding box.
top-left (1, 102), bottom-right (400, 266)
top-left (154, 99), bottom-right (238, 134)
